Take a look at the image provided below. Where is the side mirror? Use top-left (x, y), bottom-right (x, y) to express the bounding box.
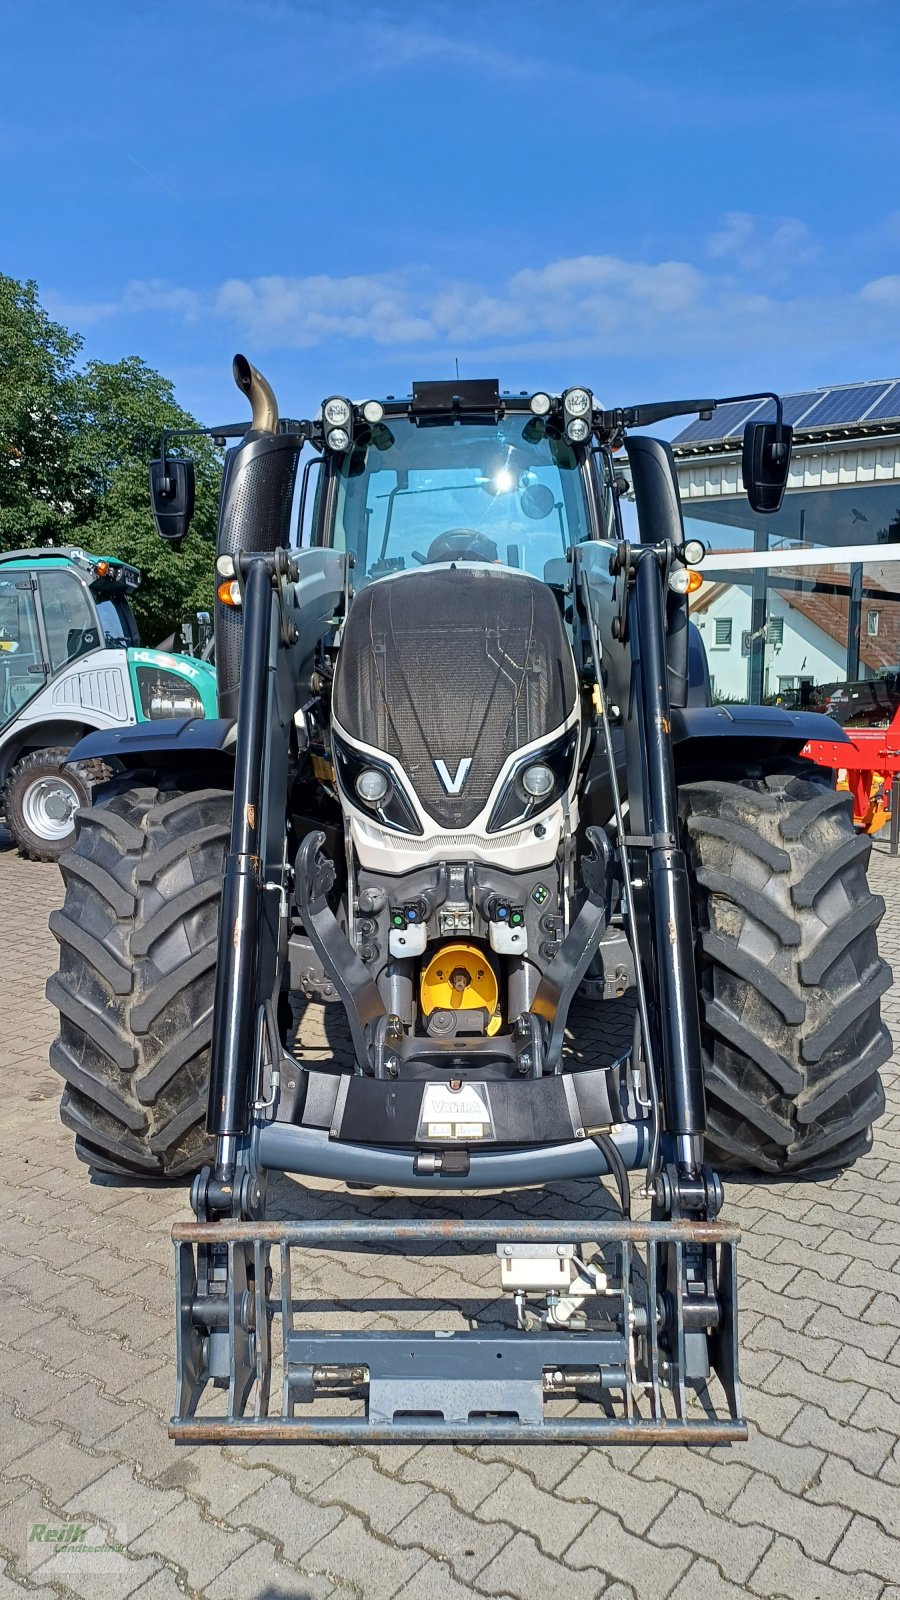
top-left (149, 457), bottom-right (196, 541)
top-left (742, 421), bottom-right (793, 514)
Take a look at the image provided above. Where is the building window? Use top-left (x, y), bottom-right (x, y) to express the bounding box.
top-left (868, 610), bottom-right (881, 636)
top-left (714, 618), bottom-right (733, 647)
top-left (768, 616), bottom-right (784, 646)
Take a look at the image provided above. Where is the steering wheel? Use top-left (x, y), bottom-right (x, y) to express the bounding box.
top-left (425, 528), bottom-right (499, 564)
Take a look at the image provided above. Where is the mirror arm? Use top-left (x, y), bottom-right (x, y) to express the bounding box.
top-left (158, 429), bottom-right (173, 499)
top-left (715, 391), bottom-right (786, 458)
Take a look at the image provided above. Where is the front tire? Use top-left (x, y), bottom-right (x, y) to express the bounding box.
top-left (681, 772), bottom-right (891, 1174)
top-left (6, 747), bottom-right (109, 862)
top-left (47, 774), bottom-right (230, 1177)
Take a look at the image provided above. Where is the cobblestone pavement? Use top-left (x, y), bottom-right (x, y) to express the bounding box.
top-left (1, 826), bottom-right (899, 1600)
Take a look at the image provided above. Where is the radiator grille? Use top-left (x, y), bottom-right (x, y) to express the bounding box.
top-left (334, 567), bottom-right (577, 828)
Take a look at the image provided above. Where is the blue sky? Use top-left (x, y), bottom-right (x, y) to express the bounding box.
top-left (4, 0), bottom-right (900, 426)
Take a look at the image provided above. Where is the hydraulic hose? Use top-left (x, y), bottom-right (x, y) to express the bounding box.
top-left (591, 1130), bottom-right (632, 1220)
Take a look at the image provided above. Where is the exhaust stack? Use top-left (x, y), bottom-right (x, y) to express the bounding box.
top-left (232, 353), bottom-right (279, 435)
top-left (214, 355), bottom-right (301, 717)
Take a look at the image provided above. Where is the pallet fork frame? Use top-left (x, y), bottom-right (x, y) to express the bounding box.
top-left (171, 1217), bottom-right (745, 1444)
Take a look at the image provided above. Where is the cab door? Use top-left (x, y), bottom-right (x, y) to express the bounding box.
top-left (0, 570), bottom-right (46, 732)
top-left (34, 567), bottom-right (102, 675)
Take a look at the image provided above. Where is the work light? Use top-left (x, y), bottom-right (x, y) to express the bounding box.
top-left (565, 417), bottom-right (590, 443)
top-left (563, 387), bottom-right (592, 418)
top-left (324, 397), bottom-right (351, 428)
top-left (323, 397), bottom-right (354, 452)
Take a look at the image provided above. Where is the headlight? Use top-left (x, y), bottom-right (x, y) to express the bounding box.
top-left (565, 417), bottom-right (590, 443)
top-left (362, 400), bottom-right (385, 424)
top-left (326, 425), bottom-right (350, 452)
top-left (488, 725), bottom-right (580, 832)
top-left (563, 386), bottom-right (592, 417)
top-left (683, 539), bottom-right (706, 565)
top-left (324, 397), bottom-right (351, 428)
top-left (332, 734), bottom-right (423, 835)
top-left (520, 762), bottom-right (555, 798)
top-left (356, 767), bottom-right (390, 804)
top-left (530, 392), bottom-right (552, 416)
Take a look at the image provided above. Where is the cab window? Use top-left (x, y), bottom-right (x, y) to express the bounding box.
top-left (0, 573), bottom-right (42, 728)
top-left (37, 569), bottom-right (100, 671)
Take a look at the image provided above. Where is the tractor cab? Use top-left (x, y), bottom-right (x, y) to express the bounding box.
top-left (312, 386), bottom-right (611, 584)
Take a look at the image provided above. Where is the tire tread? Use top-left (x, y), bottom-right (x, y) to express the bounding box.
top-left (47, 776), bottom-right (231, 1178)
top-left (682, 770), bottom-right (890, 1174)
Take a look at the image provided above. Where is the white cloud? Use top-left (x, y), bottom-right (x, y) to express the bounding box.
top-left (44, 278), bottom-right (203, 328)
top-left (860, 274), bottom-right (900, 308)
top-left (198, 255), bottom-right (712, 352)
top-left (706, 211), bottom-right (818, 282)
top-left (46, 214), bottom-right (900, 377)
top-left (214, 272), bottom-right (435, 347)
top-left (121, 280), bottom-right (203, 319)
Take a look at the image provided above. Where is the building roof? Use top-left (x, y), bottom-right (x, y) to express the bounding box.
top-left (674, 379), bottom-right (900, 451)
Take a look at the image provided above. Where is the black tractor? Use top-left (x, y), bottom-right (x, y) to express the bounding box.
top-left (47, 360), bottom-right (890, 1443)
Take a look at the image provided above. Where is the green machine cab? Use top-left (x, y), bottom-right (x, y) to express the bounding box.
top-left (0, 546), bottom-right (216, 859)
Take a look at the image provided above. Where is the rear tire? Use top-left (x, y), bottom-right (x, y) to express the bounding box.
top-left (47, 774), bottom-right (230, 1178)
top-left (6, 747), bottom-right (110, 862)
top-left (680, 772), bottom-right (891, 1174)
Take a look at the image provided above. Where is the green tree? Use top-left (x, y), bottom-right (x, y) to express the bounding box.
top-left (0, 274), bottom-right (221, 643)
top-left (72, 357), bottom-right (221, 643)
top-left (0, 276), bottom-right (83, 547)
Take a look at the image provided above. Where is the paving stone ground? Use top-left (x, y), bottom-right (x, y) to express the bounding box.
top-left (1, 824), bottom-right (898, 1600)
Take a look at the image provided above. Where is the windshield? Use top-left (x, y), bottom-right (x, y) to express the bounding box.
top-left (328, 412), bottom-right (601, 582)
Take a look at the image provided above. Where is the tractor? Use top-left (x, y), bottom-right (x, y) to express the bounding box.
top-left (47, 358), bottom-right (890, 1443)
top-left (0, 546), bottom-right (217, 859)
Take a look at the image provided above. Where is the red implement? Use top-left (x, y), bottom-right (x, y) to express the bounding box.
top-left (801, 707), bottom-right (900, 831)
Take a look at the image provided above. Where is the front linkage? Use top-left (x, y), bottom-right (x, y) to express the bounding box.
top-left (170, 519), bottom-right (745, 1443)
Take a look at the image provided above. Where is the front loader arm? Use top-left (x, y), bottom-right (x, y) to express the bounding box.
top-left (575, 541), bottom-right (708, 1177)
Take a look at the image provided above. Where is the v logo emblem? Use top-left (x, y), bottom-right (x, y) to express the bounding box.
top-left (434, 757), bottom-right (472, 794)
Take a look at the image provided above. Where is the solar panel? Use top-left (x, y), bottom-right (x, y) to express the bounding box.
top-left (674, 398), bottom-right (767, 444)
top-left (674, 378), bottom-right (900, 444)
top-left (862, 380), bottom-right (900, 423)
top-left (798, 383), bottom-right (894, 428)
top-left (780, 392), bottom-right (822, 424)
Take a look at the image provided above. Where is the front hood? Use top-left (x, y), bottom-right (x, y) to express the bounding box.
top-left (332, 565), bottom-right (578, 830)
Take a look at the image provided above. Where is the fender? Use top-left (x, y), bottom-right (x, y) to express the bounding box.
top-left (0, 716), bottom-right (95, 790)
top-left (671, 703), bottom-right (850, 773)
top-left (65, 716), bottom-right (236, 776)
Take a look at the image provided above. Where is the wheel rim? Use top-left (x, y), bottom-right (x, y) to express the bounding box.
top-left (21, 774), bottom-right (82, 841)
